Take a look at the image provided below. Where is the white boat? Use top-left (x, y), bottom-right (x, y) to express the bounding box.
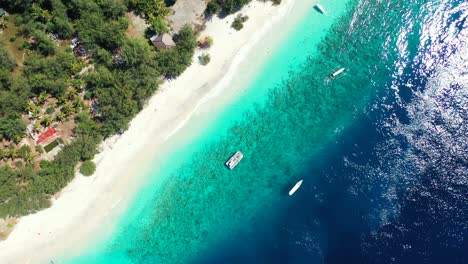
top-left (289, 180), bottom-right (303, 196)
top-left (330, 67), bottom-right (346, 78)
top-left (225, 151), bottom-right (243, 169)
top-left (314, 4), bottom-right (326, 14)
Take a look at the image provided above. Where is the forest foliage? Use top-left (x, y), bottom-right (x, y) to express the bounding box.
top-left (0, 0), bottom-right (197, 217)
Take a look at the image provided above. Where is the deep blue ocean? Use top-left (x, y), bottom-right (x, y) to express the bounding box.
top-left (68, 0), bottom-right (467, 263)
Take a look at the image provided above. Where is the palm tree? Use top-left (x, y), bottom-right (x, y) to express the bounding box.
top-left (32, 106), bottom-right (41, 119)
top-left (32, 122), bottom-right (41, 133)
top-left (25, 151), bottom-right (35, 163)
top-left (8, 146), bottom-right (18, 160)
top-left (67, 87), bottom-right (78, 100)
top-left (71, 63), bottom-right (85, 77)
top-left (57, 93), bottom-right (68, 104)
top-left (73, 97), bottom-right (84, 110)
top-left (13, 135), bottom-right (22, 144)
top-left (37, 91), bottom-right (48, 105)
top-left (48, 100), bottom-right (57, 109)
top-left (0, 149), bottom-right (7, 160)
top-left (62, 103), bottom-right (73, 116)
top-left (19, 146), bottom-right (35, 164)
top-left (41, 115), bottom-right (52, 127)
top-left (56, 112), bottom-right (66, 122)
top-left (76, 79), bottom-right (85, 91)
top-left (25, 101), bottom-right (35, 112)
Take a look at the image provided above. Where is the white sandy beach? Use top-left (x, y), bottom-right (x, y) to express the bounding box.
top-left (0, 0), bottom-right (310, 262)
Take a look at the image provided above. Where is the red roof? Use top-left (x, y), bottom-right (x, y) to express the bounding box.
top-left (37, 127), bottom-right (57, 144)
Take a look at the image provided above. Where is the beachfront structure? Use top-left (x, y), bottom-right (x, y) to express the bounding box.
top-left (150, 34), bottom-right (176, 50)
top-left (198, 36), bottom-right (213, 49)
top-left (36, 127), bottom-right (57, 145)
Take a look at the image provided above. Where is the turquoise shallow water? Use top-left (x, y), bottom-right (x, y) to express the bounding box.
top-left (67, 0), bottom-right (468, 263)
top-left (67, 0), bottom-right (371, 263)
top-left (66, 1), bottom-right (352, 262)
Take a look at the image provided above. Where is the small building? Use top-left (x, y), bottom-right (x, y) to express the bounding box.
top-left (0, 8), bottom-right (6, 17)
top-left (73, 45), bottom-right (90, 57)
top-left (36, 127), bottom-right (57, 145)
top-left (70, 37), bottom-right (80, 49)
top-left (198, 36), bottom-right (212, 49)
top-left (150, 33), bottom-right (176, 50)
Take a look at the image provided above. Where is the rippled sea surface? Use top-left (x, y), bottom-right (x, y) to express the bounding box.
top-left (70, 0), bottom-right (467, 263)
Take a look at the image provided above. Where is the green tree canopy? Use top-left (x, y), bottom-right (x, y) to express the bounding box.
top-left (0, 0), bottom-right (199, 219)
top-left (120, 38), bottom-right (154, 68)
top-left (79, 160), bottom-right (96, 176)
top-left (0, 118), bottom-right (26, 142)
top-left (128, 0), bottom-right (170, 33)
top-left (157, 25), bottom-right (197, 78)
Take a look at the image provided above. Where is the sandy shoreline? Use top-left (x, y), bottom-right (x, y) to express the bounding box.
top-left (0, 0), bottom-right (305, 262)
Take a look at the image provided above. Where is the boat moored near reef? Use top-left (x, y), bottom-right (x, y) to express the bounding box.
top-left (330, 67), bottom-right (346, 78)
top-left (314, 4), bottom-right (326, 14)
top-left (289, 180), bottom-right (303, 196)
top-left (225, 151), bottom-right (243, 169)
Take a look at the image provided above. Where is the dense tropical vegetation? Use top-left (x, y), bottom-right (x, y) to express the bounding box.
top-left (0, 0), bottom-right (281, 225)
top-left (128, 0), bottom-right (170, 34)
top-left (0, 0), bottom-right (197, 218)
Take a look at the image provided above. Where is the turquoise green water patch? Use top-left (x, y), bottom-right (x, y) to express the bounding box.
top-left (201, 1), bottom-right (352, 141)
top-left (66, 0), bottom-right (416, 262)
top-left (153, 0), bottom-right (353, 170)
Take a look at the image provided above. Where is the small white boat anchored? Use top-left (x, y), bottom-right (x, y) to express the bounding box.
top-left (289, 180), bottom-right (303, 196)
top-left (225, 151), bottom-right (243, 169)
top-left (330, 67), bottom-right (346, 78)
top-left (314, 4), bottom-right (326, 14)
